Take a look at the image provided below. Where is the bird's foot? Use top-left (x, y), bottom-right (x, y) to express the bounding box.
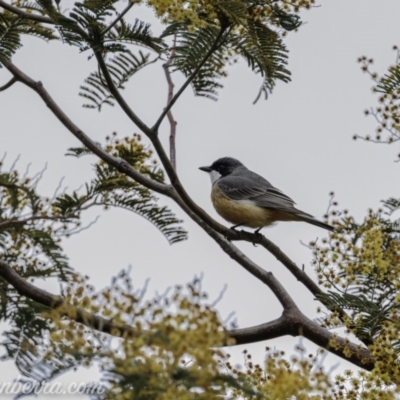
top-left (230, 223), bottom-right (244, 231)
top-left (253, 228), bottom-right (263, 246)
top-left (226, 223), bottom-right (244, 241)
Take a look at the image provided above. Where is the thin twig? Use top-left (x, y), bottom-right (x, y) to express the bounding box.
top-left (94, 52), bottom-right (154, 136)
top-left (0, 0), bottom-right (88, 39)
top-left (0, 0), bottom-right (53, 24)
top-left (0, 56), bottom-right (167, 197)
top-left (100, 2), bottom-right (134, 37)
top-left (152, 27), bottom-right (228, 133)
top-left (0, 215), bottom-right (77, 231)
top-left (0, 77), bottom-right (17, 91)
top-left (163, 35), bottom-right (178, 170)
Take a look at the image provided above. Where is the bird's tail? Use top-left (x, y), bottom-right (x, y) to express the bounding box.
top-left (289, 208), bottom-right (334, 232)
top-left (304, 217), bottom-right (334, 232)
top-left (298, 214), bottom-right (334, 232)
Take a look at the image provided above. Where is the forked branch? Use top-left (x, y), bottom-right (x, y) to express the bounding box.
top-left (100, 1), bottom-right (135, 36)
top-left (0, 77), bottom-right (17, 91)
top-left (152, 27), bottom-right (227, 133)
top-left (0, 259), bottom-right (375, 370)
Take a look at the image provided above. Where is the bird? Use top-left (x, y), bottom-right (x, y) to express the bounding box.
top-left (199, 157), bottom-right (333, 232)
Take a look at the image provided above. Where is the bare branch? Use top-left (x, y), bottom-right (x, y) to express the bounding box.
top-left (0, 258), bottom-right (375, 370)
top-left (229, 311), bottom-right (375, 371)
top-left (0, 77), bottom-right (17, 91)
top-left (152, 27), bottom-right (227, 133)
top-left (0, 56), bottom-right (171, 198)
top-left (94, 52), bottom-right (154, 137)
top-left (229, 315), bottom-right (290, 345)
top-left (0, 0), bottom-right (54, 24)
top-left (163, 35), bottom-right (178, 170)
top-left (100, 1), bottom-right (134, 36)
top-left (217, 238), bottom-right (298, 310)
top-left (0, 259), bottom-right (137, 338)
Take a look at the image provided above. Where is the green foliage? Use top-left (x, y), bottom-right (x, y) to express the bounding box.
top-left (377, 64), bottom-right (400, 95)
top-left (239, 20), bottom-right (290, 102)
top-left (0, 167), bottom-right (72, 281)
top-left (65, 134), bottom-right (187, 244)
top-left (1, 0), bottom-right (306, 103)
top-left (270, 8), bottom-right (302, 31)
top-left (0, 137), bottom-right (186, 384)
top-left (215, 0), bottom-right (248, 25)
top-left (356, 49), bottom-right (400, 149)
top-left (311, 200), bottom-right (400, 346)
top-left (80, 50), bottom-right (155, 109)
top-left (0, 13), bottom-right (23, 60)
top-left (317, 291), bottom-right (394, 343)
top-left (161, 11), bottom-right (291, 101)
top-left (0, 160), bottom-right (76, 386)
top-left (161, 23), bottom-right (226, 100)
top-left (0, 10), bottom-right (56, 62)
top-left (36, 0), bottom-right (164, 53)
top-left (105, 18), bottom-right (165, 53)
top-left (382, 197), bottom-right (400, 221)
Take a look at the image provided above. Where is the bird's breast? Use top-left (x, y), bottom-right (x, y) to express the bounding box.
top-left (211, 184), bottom-right (275, 228)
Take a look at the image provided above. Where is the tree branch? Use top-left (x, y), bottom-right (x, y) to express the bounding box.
top-left (0, 56), bottom-right (171, 198)
top-left (250, 234), bottom-right (369, 341)
top-left (163, 35), bottom-right (178, 170)
top-left (0, 214), bottom-right (77, 231)
top-left (137, 130), bottom-right (359, 337)
top-left (0, 76), bottom-right (17, 91)
top-left (0, 259), bottom-right (137, 338)
top-left (214, 237), bottom-right (298, 310)
top-left (93, 51), bottom-right (154, 137)
top-left (0, 0), bottom-right (54, 24)
top-left (152, 27), bottom-right (227, 133)
top-left (100, 1), bottom-right (134, 36)
top-left (230, 310), bottom-right (375, 371)
top-left (0, 258), bottom-right (375, 371)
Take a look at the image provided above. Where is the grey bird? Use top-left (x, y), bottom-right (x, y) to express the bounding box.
top-left (199, 157), bottom-right (333, 232)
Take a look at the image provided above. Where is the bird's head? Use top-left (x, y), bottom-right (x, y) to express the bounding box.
top-left (199, 157), bottom-right (244, 184)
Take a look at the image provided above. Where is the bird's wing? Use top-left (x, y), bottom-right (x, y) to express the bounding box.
top-left (217, 173), bottom-right (297, 210)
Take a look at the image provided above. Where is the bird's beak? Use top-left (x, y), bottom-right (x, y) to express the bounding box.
top-left (199, 166), bottom-right (212, 173)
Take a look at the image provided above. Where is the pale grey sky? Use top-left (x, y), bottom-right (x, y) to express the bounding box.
top-left (1, 0), bottom-right (400, 397)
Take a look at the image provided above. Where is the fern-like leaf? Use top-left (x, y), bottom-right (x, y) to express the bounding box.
top-left (244, 20), bottom-right (290, 102)
top-left (162, 24), bottom-right (226, 100)
top-left (162, 17), bottom-right (290, 101)
top-left (214, 0), bottom-right (248, 25)
top-left (63, 140), bottom-right (187, 244)
top-left (80, 50), bottom-right (153, 109)
top-left (0, 13), bottom-right (23, 60)
top-left (106, 18), bottom-right (165, 53)
top-left (317, 291), bottom-right (395, 341)
top-left (376, 65), bottom-right (400, 94)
